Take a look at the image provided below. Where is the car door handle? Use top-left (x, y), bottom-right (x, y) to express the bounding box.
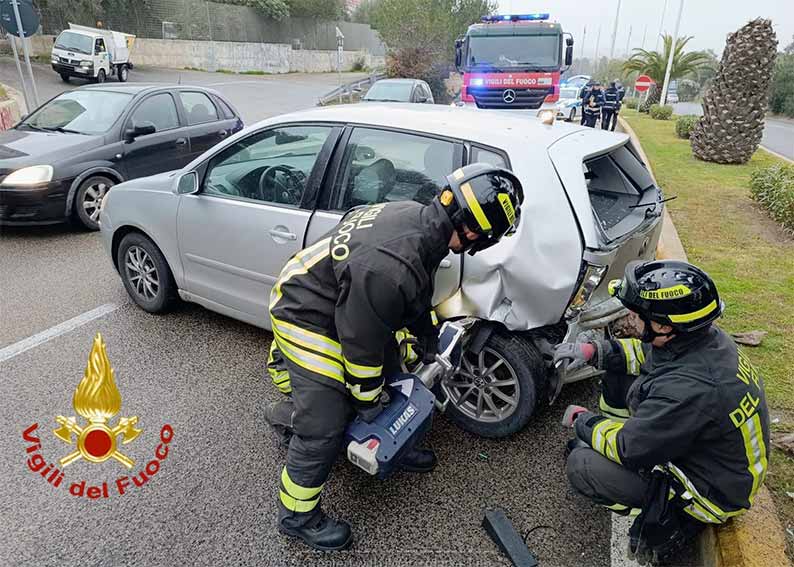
top-left (175, 138), bottom-right (188, 146)
top-left (439, 259), bottom-right (452, 269)
top-left (218, 130), bottom-right (228, 138)
top-left (269, 229), bottom-right (297, 241)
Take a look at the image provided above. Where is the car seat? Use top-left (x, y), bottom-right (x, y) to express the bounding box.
top-left (189, 104), bottom-right (211, 124)
top-left (346, 158), bottom-right (395, 208)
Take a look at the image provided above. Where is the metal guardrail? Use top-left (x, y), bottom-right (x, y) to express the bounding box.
top-left (317, 72), bottom-right (387, 106)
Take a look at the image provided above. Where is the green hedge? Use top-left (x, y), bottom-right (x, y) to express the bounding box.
top-left (623, 96), bottom-right (639, 110)
top-left (675, 115), bottom-right (700, 139)
top-left (649, 104), bottom-right (674, 120)
top-left (749, 163), bottom-right (794, 234)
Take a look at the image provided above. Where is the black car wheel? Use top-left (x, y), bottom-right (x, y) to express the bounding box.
top-left (117, 65), bottom-right (128, 82)
top-left (74, 175), bottom-right (115, 230)
top-left (96, 69), bottom-right (106, 83)
top-left (438, 329), bottom-right (546, 438)
top-left (60, 73), bottom-right (70, 83)
top-left (117, 232), bottom-right (177, 313)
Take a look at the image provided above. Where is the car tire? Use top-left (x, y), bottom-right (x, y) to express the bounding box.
top-left (569, 108), bottom-right (576, 122)
top-left (96, 69), bottom-right (106, 83)
top-left (437, 329), bottom-right (546, 438)
top-left (60, 73), bottom-right (70, 83)
top-left (117, 232), bottom-right (178, 313)
top-left (73, 175), bottom-right (115, 231)
top-left (117, 65), bottom-right (128, 82)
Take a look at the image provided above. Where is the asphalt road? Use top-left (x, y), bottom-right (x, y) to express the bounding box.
top-left (672, 102), bottom-right (794, 161)
top-left (0, 60), bottom-right (612, 566)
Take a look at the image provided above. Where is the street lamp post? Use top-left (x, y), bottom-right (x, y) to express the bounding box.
top-left (655, 0), bottom-right (668, 52)
top-left (609, 0), bottom-right (622, 60)
top-left (660, 0), bottom-right (684, 106)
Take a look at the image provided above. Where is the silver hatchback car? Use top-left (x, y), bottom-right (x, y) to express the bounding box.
top-left (100, 104), bottom-right (663, 437)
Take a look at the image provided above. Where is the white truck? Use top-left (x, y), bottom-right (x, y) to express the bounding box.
top-left (51, 24), bottom-right (135, 83)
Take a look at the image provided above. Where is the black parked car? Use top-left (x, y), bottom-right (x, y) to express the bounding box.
top-left (0, 84), bottom-right (243, 229)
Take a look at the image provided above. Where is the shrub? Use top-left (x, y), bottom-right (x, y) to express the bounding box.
top-left (623, 96), bottom-right (639, 109)
top-left (675, 115), bottom-right (700, 139)
top-left (649, 104), bottom-right (674, 120)
top-left (351, 56), bottom-right (367, 72)
top-left (749, 163), bottom-right (794, 234)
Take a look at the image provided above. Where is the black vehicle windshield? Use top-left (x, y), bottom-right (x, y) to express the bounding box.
top-left (466, 34), bottom-right (560, 70)
top-left (20, 91), bottom-right (133, 135)
top-left (364, 82), bottom-right (413, 102)
top-left (54, 31), bottom-right (93, 55)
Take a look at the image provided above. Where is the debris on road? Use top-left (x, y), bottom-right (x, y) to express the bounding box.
top-left (731, 330), bottom-right (767, 346)
top-left (483, 508), bottom-right (539, 567)
top-left (772, 432), bottom-right (794, 456)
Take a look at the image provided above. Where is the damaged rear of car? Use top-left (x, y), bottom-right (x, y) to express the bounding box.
top-left (433, 127), bottom-right (663, 437)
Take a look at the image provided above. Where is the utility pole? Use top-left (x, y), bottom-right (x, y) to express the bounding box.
top-left (609, 0), bottom-right (622, 60)
top-left (655, 0), bottom-right (668, 52)
top-left (594, 25), bottom-right (602, 75)
top-left (625, 25), bottom-right (632, 58)
top-left (580, 25), bottom-right (586, 60)
top-left (641, 24), bottom-right (648, 50)
top-left (660, 0), bottom-right (684, 106)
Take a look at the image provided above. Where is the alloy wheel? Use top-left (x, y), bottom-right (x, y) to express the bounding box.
top-left (124, 246), bottom-right (160, 301)
top-left (441, 346), bottom-right (520, 423)
top-left (82, 181), bottom-right (109, 223)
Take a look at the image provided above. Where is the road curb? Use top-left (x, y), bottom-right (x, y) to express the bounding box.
top-left (760, 144), bottom-right (794, 165)
top-left (617, 115), bottom-right (792, 567)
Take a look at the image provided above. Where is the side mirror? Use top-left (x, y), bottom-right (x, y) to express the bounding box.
top-left (124, 121), bottom-right (156, 142)
top-left (454, 37), bottom-right (463, 70)
top-left (177, 171), bottom-right (198, 195)
top-left (565, 44), bottom-right (574, 66)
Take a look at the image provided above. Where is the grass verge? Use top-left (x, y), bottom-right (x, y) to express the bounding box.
top-left (623, 108), bottom-right (794, 557)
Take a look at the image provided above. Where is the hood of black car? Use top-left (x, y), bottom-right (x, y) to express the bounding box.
top-left (0, 128), bottom-right (104, 170)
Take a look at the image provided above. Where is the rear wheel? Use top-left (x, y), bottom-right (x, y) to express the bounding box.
top-left (60, 73), bottom-right (70, 82)
top-left (117, 65), bottom-right (128, 82)
top-left (438, 329), bottom-right (546, 438)
top-left (569, 108), bottom-right (577, 122)
top-left (74, 175), bottom-right (115, 230)
top-left (117, 232), bottom-right (177, 313)
top-left (96, 69), bottom-right (106, 83)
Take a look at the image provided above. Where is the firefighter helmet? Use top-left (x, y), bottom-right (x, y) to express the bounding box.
top-left (608, 260), bottom-right (725, 333)
top-left (439, 163), bottom-right (524, 255)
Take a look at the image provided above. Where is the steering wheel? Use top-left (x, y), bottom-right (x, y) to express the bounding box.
top-left (258, 165), bottom-right (306, 205)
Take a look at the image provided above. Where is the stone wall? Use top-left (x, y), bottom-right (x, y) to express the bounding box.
top-left (0, 83), bottom-right (27, 131)
top-left (3, 35), bottom-right (385, 74)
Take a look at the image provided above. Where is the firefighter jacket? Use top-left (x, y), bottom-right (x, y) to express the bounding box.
top-left (269, 199), bottom-right (454, 407)
top-left (574, 325), bottom-right (769, 524)
top-left (603, 87), bottom-right (620, 111)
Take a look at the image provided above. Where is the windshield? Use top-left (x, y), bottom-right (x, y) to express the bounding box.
top-left (364, 82), bottom-right (413, 102)
top-left (560, 87), bottom-right (579, 99)
top-left (22, 91), bottom-right (132, 135)
top-left (466, 34), bottom-right (560, 69)
top-left (54, 31), bottom-right (93, 55)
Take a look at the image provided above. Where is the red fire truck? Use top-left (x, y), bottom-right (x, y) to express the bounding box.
top-left (454, 13), bottom-right (574, 112)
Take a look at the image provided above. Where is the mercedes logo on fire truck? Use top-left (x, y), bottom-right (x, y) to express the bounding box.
top-left (502, 89), bottom-right (516, 104)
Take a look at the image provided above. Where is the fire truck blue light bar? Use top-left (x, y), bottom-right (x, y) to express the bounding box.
top-left (481, 13), bottom-right (550, 22)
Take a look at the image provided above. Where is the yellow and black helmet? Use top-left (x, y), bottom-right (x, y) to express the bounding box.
top-left (609, 260), bottom-right (725, 333)
top-left (439, 163), bottom-right (524, 255)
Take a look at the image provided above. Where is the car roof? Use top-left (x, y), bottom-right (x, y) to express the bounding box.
top-left (258, 103), bottom-right (615, 150)
top-left (78, 84), bottom-right (224, 97)
top-left (372, 78), bottom-right (422, 85)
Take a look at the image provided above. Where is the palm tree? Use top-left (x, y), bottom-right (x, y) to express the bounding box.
top-left (623, 35), bottom-right (712, 84)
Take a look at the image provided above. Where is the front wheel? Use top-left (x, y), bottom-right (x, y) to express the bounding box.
top-left (96, 69), bottom-right (106, 83)
top-left (117, 232), bottom-right (178, 313)
top-left (438, 329), bottom-right (546, 438)
top-left (60, 73), bottom-right (70, 83)
top-left (74, 175), bottom-right (115, 230)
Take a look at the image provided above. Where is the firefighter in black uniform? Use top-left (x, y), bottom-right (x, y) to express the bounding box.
top-left (602, 81), bottom-right (621, 131)
top-left (555, 260), bottom-right (769, 564)
top-left (264, 163), bottom-right (523, 551)
top-left (583, 81), bottom-right (604, 128)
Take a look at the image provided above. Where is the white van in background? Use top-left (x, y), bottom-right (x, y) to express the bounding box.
top-left (51, 24), bottom-right (135, 83)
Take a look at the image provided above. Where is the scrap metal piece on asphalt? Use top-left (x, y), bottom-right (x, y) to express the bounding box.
top-left (482, 508), bottom-right (539, 567)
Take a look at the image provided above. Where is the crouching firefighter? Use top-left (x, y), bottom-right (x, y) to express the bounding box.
top-left (265, 163), bottom-right (524, 551)
top-left (555, 260), bottom-right (769, 564)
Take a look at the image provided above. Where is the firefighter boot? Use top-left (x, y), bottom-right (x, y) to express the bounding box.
top-left (264, 400), bottom-right (295, 449)
top-left (279, 510), bottom-right (353, 552)
top-left (399, 446), bottom-right (438, 473)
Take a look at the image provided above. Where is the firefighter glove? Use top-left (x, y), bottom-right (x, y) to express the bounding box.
top-left (553, 342), bottom-right (596, 373)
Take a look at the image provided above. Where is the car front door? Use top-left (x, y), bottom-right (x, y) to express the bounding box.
top-left (177, 90), bottom-right (233, 162)
top-left (305, 126), bottom-right (463, 306)
top-left (177, 124), bottom-right (339, 327)
top-left (120, 92), bottom-right (190, 179)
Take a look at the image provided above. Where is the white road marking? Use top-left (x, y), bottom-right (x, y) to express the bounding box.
top-left (611, 514), bottom-right (641, 567)
top-left (0, 303), bottom-right (120, 363)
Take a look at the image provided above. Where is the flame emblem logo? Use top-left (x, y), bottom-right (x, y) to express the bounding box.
top-left (53, 333), bottom-right (141, 469)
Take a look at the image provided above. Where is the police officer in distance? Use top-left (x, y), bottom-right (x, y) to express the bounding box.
top-left (579, 80), bottom-right (595, 125)
top-left (264, 163), bottom-right (524, 551)
top-left (583, 81), bottom-right (604, 128)
top-left (555, 260), bottom-right (769, 564)
top-left (602, 80), bottom-right (621, 131)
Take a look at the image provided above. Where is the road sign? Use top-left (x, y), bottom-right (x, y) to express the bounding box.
top-left (0, 0), bottom-right (39, 38)
top-left (635, 74), bottom-right (654, 92)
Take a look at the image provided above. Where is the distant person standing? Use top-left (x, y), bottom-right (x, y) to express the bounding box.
top-left (602, 81), bottom-right (620, 131)
top-left (579, 80), bottom-right (595, 125)
top-left (583, 82), bottom-right (603, 128)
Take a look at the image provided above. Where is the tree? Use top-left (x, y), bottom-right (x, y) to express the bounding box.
top-left (623, 35), bottom-right (712, 84)
top-left (784, 35), bottom-right (794, 55)
top-left (287, 0), bottom-right (344, 20)
top-left (769, 53), bottom-right (794, 118)
top-left (691, 19), bottom-right (778, 164)
top-left (351, 0), bottom-right (378, 24)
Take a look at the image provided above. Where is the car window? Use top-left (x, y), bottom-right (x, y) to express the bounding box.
top-left (215, 97), bottom-right (236, 119)
top-left (95, 39), bottom-right (106, 53)
top-left (129, 93), bottom-right (180, 132)
top-left (180, 92), bottom-right (219, 125)
top-left (334, 128), bottom-right (456, 210)
top-left (203, 125), bottom-right (332, 206)
top-left (470, 146), bottom-right (508, 168)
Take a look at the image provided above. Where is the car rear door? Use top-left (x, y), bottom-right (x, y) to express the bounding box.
top-left (177, 124), bottom-right (341, 328)
top-left (304, 125), bottom-right (464, 306)
top-left (120, 91), bottom-right (191, 179)
top-left (177, 90), bottom-right (236, 162)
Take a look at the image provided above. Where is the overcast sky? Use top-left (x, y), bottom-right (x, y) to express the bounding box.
top-left (497, 0), bottom-right (794, 58)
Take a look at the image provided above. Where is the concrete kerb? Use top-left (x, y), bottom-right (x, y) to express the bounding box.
top-left (617, 115), bottom-right (792, 567)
